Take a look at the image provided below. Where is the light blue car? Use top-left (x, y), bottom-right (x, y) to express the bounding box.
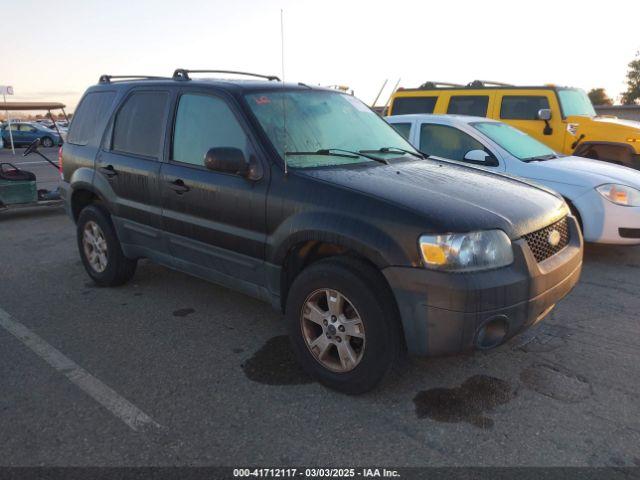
top-left (1, 122), bottom-right (62, 148)
top-left (386, 113), bottom-right (640, 245)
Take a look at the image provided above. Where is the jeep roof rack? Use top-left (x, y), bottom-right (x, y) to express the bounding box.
top-left (172, 69), bottom-right (280, 82)
top-left (418, 81), bottom-right (464, 89)
top-left (466, 80), bottom-right (515, 88)
top-left (98, 75), bottom-right (169, 84)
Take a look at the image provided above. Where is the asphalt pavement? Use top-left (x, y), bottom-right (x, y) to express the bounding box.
top-left (0, 149), bottom-right (639, 467)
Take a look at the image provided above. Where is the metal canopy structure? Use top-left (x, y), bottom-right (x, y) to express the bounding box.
top-left (1, 101), bottom-right (69, 154)
top-left (1, 101), bottom-right (66, 111)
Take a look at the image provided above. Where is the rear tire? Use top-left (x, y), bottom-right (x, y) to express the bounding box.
top-left (41, 136), bottom-right (54, 148)
top-left (76, 205), bottom-right (137, 286)
top-left (285, 257), bottom-right (402, 394)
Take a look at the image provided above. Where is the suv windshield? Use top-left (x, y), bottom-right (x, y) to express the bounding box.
top-left (245, 90), bottom-right (417, 168)
top-left (473, 121), bottom-right (558, 161)
top-left (557, 88), bottom-right (596, 117)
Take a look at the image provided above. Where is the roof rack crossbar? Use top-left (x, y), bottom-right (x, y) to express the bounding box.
top-left (172, 69), bottom-right (280, 82)
top-left (99, 75), bottom-right (169, 84)
top-left (419, 81), bottom-right (465, 89)
top-left (467, 80), bottom-right (515, 88)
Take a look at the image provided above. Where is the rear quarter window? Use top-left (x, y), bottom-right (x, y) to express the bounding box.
top-left (391, 97), bottom-right (437, 115)
top-left (67, 91), bottom-right (117, 146)
top-left (500, 95), bottom-right (549, 120)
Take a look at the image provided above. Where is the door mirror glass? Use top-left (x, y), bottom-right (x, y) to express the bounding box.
top-left (204, 147), bottom-right (249, 176)
top-left (537, 108), bottom-right (552, 121)
top-left (463, 149), bottom-right (490, 163)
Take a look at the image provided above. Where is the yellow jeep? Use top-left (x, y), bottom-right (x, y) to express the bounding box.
top-left (388, 81), bottom-right (640, 169)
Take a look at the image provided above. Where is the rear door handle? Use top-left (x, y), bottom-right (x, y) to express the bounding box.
top-left (99, 165), bottom-right (117, 178)
top-left (167, 179), bottom-right (190, 194)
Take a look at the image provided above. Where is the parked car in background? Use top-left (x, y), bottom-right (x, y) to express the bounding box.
top-left (388, 81), bottom-right (640, 170)
top-left (387, 114), bottom-right (640, 245)
top-left (0, 122), bottom-right (62, 147)
top-left (60, 70), bottom-right (582, 393)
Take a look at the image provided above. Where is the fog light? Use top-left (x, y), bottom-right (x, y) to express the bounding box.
top-left (475, 315), bottom-right (509, 350)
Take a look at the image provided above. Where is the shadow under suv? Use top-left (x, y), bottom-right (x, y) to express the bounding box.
top-left (60, 69), bottom-right (583, 393)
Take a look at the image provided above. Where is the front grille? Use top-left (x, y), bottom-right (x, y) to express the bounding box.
top-left (524, 217), bottom-right (570, 263)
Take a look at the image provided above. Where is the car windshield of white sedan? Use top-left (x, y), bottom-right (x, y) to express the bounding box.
top-left (245, 90), bottom-right (417, 168)
top-left (557, 88), bottom-right (596, 117)
top-left (473, 122), bottom-right (558, 161)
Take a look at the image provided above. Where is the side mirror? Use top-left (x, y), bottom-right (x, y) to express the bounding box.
top-left (24, 138), bottom-right (41, 157)
top-left (464, 149), bottom-right (489, 163)
top-left (204, 147), bottom-right (249, 176)
top-left (537, 109), bottom-right (552, 121)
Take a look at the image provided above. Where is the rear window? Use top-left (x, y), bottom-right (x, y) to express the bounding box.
top-left (111, 91), bottom-right (169, 158)
top-left (500, 96), bottom-right (549, 120)
top-left (391, 97), bottom-right (437, 115)
top-left (67, 91), bottom-right (117, 146)
top-left (447, 96), bottom-right (489, 116)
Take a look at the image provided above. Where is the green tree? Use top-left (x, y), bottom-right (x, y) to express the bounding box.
top-left (621, 51), bottom-right (640, 105)
top-left (588, 88), bottom-right (612, 105)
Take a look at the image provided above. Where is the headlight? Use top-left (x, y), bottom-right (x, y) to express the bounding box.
top-left (419, 230), bottom-right (513, 272)
top-left (596, 184), bottom-right (640, 207)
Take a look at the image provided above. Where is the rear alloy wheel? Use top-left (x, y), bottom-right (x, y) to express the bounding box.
top-left (301, 288), bottom-right (366, 373)
top-left (82, 221), bottom-right (109, 273)
top-left (77, 205), bottom-right (137, 286)
top-left (41, 136), bottom-right (54, 148)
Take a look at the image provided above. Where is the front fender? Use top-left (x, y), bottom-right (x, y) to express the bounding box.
top-left (267, 210), bottom-right (412, 268)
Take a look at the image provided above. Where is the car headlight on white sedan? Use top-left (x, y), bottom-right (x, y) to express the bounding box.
top-left (596, 184), bottom-right (640, 207)
top-left (419, 230), bottom-right (514, 272)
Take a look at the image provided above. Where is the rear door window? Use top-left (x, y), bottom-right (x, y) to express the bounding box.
top-left (111, 91), bottom-right (169, 158)
top-left (420, 123), bottom-right (485, 161)
top-left (391, 97), bottom-right (437, 115)
top-left (500, 96), bottom-right (550, 120)
top-left (67, 91), bottom-right (117, 146)
top-left (447, 96), bottom-right (489, 116)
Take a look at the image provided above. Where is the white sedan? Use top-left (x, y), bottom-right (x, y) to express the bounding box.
top-left (386, 114), bottom-right (640, 245)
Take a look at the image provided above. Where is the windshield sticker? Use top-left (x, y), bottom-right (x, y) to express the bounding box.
top-left (254, 96), bottom-right (271, 105)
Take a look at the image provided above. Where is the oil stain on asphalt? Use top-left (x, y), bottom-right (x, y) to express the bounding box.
top-left (242, 335), bottom-right (312, 385)
top-left (413, 375), bottom-right (513, 429)
top-left (173, 308), bottom-right (195, 317)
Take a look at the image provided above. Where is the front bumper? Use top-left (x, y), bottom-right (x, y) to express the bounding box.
top-left (574, 190), bottom-right (640, 244)
top-left (383, 216), bottom-right (583, 356)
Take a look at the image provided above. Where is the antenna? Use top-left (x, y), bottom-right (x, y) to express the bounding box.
top-left (371, 79), bottom-right (388, 108)
top-left (280, 9), bottom-right (288, 175)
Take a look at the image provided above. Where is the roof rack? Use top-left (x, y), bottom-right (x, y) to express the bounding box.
top-left (419, 81), bottom-right (464, 89)
top-left (98, 75), bottom-right (169, 84)
top-left (172, 69), bottom-right (280, 82)
top-left (466, 80), bottom-right (514, 88)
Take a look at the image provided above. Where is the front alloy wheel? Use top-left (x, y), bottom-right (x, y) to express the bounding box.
top-left (301, 289), bottom-right (366, 373)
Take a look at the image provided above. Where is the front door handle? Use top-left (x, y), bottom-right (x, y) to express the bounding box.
top-left (99, 165), bottom-right (117, 178)
top-left (167, 179), bottom-right (190, 194)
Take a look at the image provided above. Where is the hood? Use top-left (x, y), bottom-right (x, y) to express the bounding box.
top-left (568, 115), bottom-right (640, 152)
top-left (298, 159), bottom-right (567, 239)
top-left (524, 156), bottom-right (640, 189)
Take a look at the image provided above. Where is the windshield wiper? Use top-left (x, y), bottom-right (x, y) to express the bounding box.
top-left (285, 148), bottom-right (389, 165)
top-left (522, 153), bottom-right (559, 162)
top-left (359, 146), bottom-right (427, 160)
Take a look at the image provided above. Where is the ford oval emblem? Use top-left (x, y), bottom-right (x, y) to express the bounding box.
top-left (548, 230), bottom-right (561, 247)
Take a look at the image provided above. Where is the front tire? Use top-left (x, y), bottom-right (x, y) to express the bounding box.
top-left (285, 257), bottom-right (402, 394)
top-left (41, 136), bottom-right (54, 148)
top-left (76, 205), bottom-right (137, 286)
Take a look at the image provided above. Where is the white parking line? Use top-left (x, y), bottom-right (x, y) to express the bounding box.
top-left (9, 161), bottom-right (49, 165)
top-left (0, 307), bottom-right (162, 432)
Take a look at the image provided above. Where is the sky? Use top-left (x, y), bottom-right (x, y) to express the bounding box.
top-left (1, 0), bottom-right (638, 112)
